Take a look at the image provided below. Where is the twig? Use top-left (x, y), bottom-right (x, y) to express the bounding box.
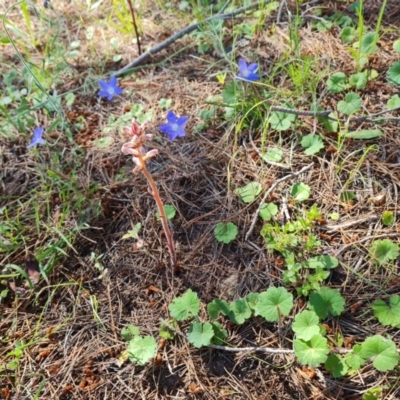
top-left (322, 215), bottom-right (380, 233)
top-left (126, 0), bottom-right (141, 55)
top-left (245, 163), bottom-right (314, 240)
top-left (114, 1), bottom-right (264, 76)
top-left (276, 0), bottom-right (286, 24)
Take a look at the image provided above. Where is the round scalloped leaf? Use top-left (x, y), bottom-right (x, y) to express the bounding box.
top-left (349, 72), bottom-right (367, 89)
top-left (127, 335), bottom-right (157, 365)
top-left (292, 310), bottom-right (320, 341)
top-left (388, 61), bottom-right (400, 85)
top-left (337, 92), bottom-right (362, 115)
top-left (294, 335), bottom-right (330, 367)
top-left (372, 296), bottom-right (400, 327)
top-left (259, 203), bottom-right (278, 221)
top-left (210, 322), bottom-right (228, 345)
top-left (207, 298), bottom-right (230, 319)
top-left (254, 287), bottom-right (293, 322)
top-left (168, 289), bottom-right (200, 321)
top-left (309, 287), bottom-right (345, 319)
top-left (304, 255), bottom-right (339, 270)
top-left (327, 72), bottom-right (347, 93)
top-left (290, 182), bottom-right (311, 202)
top-left (214, 222), bottom-right (238, 244)
top-left (300, 134), bottom-right (324, 155)
top-left (234, 182), bottom-right (262, 203)
top-left (387, 94), bottom-right (400, 109)
top-left (369, 239), bottom-right (399, 266)
top-left (188, 322), bottom-right (215, 348)
top-left (228, 298), bottom-right (252, 324)
top-left (359, 335), bottom-right (399, 372)
top-left (325, 354), bottom-right (349, 378)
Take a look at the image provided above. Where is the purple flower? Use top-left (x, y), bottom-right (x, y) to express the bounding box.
top-left (236, 59), bottom-right (259, 82)
top-left (27, 127), bottom-right (46, 148)
top-left (158, 110), bottom-right (188, 141)
top-left (98, 76), bottom-right (123, 100)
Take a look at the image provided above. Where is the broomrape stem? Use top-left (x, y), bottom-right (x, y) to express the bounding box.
top-left (138, 156), bottom-right (177, 269)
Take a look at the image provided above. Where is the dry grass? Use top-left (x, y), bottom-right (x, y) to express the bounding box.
top-left (1, 1), bottom-right (400, 399)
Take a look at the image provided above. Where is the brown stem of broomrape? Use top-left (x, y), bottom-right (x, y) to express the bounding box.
top-left (138, 156), bottom-right (177, 270)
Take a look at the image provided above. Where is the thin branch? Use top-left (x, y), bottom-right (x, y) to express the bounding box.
top-left (126, 0), bottom-right (142, 55)
top-left (114, 1), bottom-right (265, 76)
top-left (245, 163), bottom-right (314, 241)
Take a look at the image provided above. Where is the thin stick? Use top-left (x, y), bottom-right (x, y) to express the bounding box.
top-left (126, 0), bottom-right (141, 55)
top-left (245, 163), bottom-right (314, 240)
top-left (139, 157), bottom-right (177, 270)
top-left (114, 1), bottom-right (264, 75)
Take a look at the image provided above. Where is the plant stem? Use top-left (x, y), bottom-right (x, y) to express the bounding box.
top-left (138, 156), bottom-right (177, 270)
top-left (126, 0), bottom-right (141, 55)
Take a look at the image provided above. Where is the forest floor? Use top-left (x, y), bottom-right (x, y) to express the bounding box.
top-left (1, 0), bottom-right (400, 399)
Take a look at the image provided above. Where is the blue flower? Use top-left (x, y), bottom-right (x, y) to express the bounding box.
top-left (236, 59), bottom-right (260, 82)
top-left (27, 127), bottom-right (46, 148)
top-left (98, 76), bottom-right (123, 100)
top-left (158, 110), bottom-right (188, 141)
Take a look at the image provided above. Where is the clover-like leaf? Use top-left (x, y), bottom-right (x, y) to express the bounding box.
top-left (344, 344), bottom-right (366, 371)
top-left (359, 335), bottom-right (399, 372)
top-left (228, 298), bottom-right (252, 324)
top-left (343, 129), bottom-right (383, 139)
top-left (292, 310), bottom-right (320, 341)
top-left (264, 148), bottom-right (283, 162)
top-left (340, 26), bottom-right (355, 43)
top-left (349, 72), bottom-right (367, 89)
top-left (294, 334), bottom-right (330, 367)
top-left (325, 354), bottom-right (349, 378)
top-left (259, 203), bottom-right (278, 221)
top-left (127, 335), bottom-right (157, 365)
top-left (254, 287), bottom-right (293, 322)
top-left (290, 183), bottom-right (311, 202)
top-left (207, 298), bottom-right (230, 319)
top-left (304, 255), bottom-right (339, 270)
top-left (308, 287), bottom-right (345, 319)
top-left (168, 289), bottom-right (200, 321)
top-left (387, 61), bottom-right (400, 85)
top-left (300, 134), bottom-right (324, 155)
top-left (214, 222), bottom-right (238, 244)
top-left (188, 322), bottom-right (215, 348)
top-left (372, 296), bottom-right (400, 327)
top-left (234, 182), bottom-right (262, 203)
top-left (156, 204), bottom-right (176, 221)
top-left (337, 92), bottom-right (362, 115)
top-left (369, 239), bottom-right (399, 266)
top-left (246, 292), bottom-right (260, 310)
top-left (327, 72), bottom-right (347, 93)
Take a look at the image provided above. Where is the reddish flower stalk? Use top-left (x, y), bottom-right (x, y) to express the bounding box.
top-left (121, 119), bottom-right (177, 269)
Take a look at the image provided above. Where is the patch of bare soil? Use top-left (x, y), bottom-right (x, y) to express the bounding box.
top-left (2, 2), bottom-right (400, 399)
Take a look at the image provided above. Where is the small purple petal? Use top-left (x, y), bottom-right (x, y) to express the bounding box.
top-left (247, 63), bottom-right (259, 73)
top-left (176, 116), bottom-right (188, 126)
top-left (238, 59), bottom-right (247, 72)
top-left (27, 127), bottom-right (46, 148)
top-left (166, 110), bottom-right (178, 124)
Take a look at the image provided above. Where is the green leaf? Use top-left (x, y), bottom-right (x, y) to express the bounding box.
top-left (187, 322), bottom-right (215, 348)
top-left (343, 129), bottom-right (383, 139)
top-left (344, 344), bottom-right (366, 371)
top-left (359, 335), bottom-right (399, 372)
top-left (214, 222), bottom-right (238, 244)
top-left (387, 61), bottom-right (400, 85)
top-left (234, 182), bottom-right (262, 203)
top-left (292, 310), bottom-right (320, 341)
top-left (340, 191), bottom-right (356, 202)
top-left (362, 387), bottom-right (383, 400)
top-left (156, 204), bottom-right (176, 221)
top-left (369, 239), bottom-right (399, 266)
top-left (304, 255), bottom-right (339, 270)
top-left (294, 335), bottom-right (330, 367)
top-left (122, 223), bottom-right (142, 239)
top-left (394, 39), bottom-right (400, 52)
top-left (290, 183), bottom-right (311, 202)
top-left (259, 203), bottom-right (278, 221)
top-left (337, 92), bottom-right (362, 115)
top-left (372, 296), bottom-right (400, 327)
top-left (349, 72), bottom-right (367, 89)
top-left (327, 72), bottom-right (347, 93)
top-left (269, 111), bottom-right (295, 131)
top-left (300, 134), bottom-right (324, 155)
top-left (387, 94), bottom-right (400, 109)
top-left (159, 319), bottom-right (177, 340)
top-left (210, 322), bottom-right (228, 345)
top-left (246, 292), bottom-right (260, 310)
top-left (168, 289), bottom-right (200, 321)
top-left (121, 325), bottom-right (140, 341)
top-left (318, 113), bottom-right (338, 132)
top-left (159, 98), bottom-right (173, 110)
top-left (381, 211), bottom-right (395, 226)
top-left (360, 32), bottom-right (379, 55)
top-left (222, 81), bottom-right (238, 105)
top-left (207, 299), bottom-right (230, 319)
top-left (254, 287), bottom-right (293, 322)
top-left (340, 26), bottom-right (355, 43)
top-left (228, 299), bottom-right (252, 324)
top-left (309, 287), bottom-right (345, 319)
top-left (264, 148), bottom-right (283, 162)
top-left (325, 354), bottom-right (349, 378)
top-left (127, 335), bottom-right (157, 365)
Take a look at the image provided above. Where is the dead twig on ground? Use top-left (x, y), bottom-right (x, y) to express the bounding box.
top-left (114, 1), bottom-right (265, 76)
top-left (245, 163), bottom-right (314, 241)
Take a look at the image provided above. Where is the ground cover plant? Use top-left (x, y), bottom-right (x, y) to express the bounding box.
top-left (2, 0), bottom-right (400, 398)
